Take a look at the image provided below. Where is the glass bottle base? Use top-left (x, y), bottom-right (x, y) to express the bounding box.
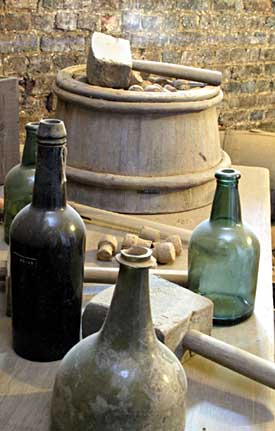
top-left (204, 292), bottom-right (254, 326)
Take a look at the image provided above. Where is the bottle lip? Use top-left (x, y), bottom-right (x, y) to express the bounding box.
top-left (116, 246), bottom-right (156, 268)
top-left (37, 119), bottom-right (67, 144)
top-left (215, 168), bottom-right (241, 182)
top-left (26, 121), bottom-right (40, 131)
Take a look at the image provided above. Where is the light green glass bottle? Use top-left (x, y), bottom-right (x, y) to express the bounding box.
top-left (3, 122), bottom-right (39, 244)
top-left (188, 168), bottom-right (260, 326)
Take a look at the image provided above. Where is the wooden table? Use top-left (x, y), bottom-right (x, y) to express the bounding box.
top-left (0, 166), bottom-right (274, 430)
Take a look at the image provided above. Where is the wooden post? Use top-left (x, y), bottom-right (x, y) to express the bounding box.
top-left (0, 77), bottom-right (20, 184)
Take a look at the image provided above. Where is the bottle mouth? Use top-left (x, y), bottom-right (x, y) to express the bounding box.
top-left (215, 168), bottom-right (241, 183)
top-left (37, 118), bottom-right (67, 144)
top-left (116, 246), bottom-right (156, 268)
top-left (121, 246), bottom-right (152, 262)
top-left (26, 121), bottom-right (40, 131)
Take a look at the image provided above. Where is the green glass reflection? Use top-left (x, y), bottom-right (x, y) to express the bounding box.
top-left (3, 122), bottom-right (39, 244)
top-left (188, 168), bottom-right (260, 326)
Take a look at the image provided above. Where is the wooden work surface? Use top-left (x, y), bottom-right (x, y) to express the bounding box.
top-left (0, 165), bottom-right (274, 430)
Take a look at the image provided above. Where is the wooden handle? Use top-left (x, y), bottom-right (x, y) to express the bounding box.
top-left (70, 201), bottom-right (192, 245)
top-left (84, 265), bottom-right (188, 287)
top-left (184, 329), bottom-right (275, 389)
top-left (132, 59), bottom-right (222, 86)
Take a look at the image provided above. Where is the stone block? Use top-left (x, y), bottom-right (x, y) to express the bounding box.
top-left (243, 0), bottom-right (272, 11)
top-left (240, 80), bottom-right (256, 93)
top-left (86, 32), bottom-right (132, 89)
top-left (5, 12), bottom-right (31, 30)
top-left (131, 0), bottom-right (177, 9)
top-left (42, 0), bottom-right (63, 8)
top-left (176, 0), bottom-right (209, 9)
top-left (52, 53), bottom-right (86, 69)
top-left (5, 0), bottom-right (37, 7)
top-left (256, 79), bottom-right (272, 92)
top-left (265, 63), bottom-right (275, 75)
top-left (213, 0), bottom-right (236, 9)
top-left (32, 13), bottom-right (55, 33)
top-left (250, 110), bottom-right (264, 121)
top-left (0, 33), bottom-right (39, 54)
top-left (260, 48), bottom-right (275, 61)
top-left (77, 14), bottom-right (99, 31)
top-left (63, 0), bottom-right (91, 7)
top-left (55, 11), bottom-right (78, 31)
top-left (181, 14), bottom-right (199, 29)
top-left (266, 109), bottom-right (275, 119)
top-left (162, 50), bottom-right (182, 64)
top-left (122, 11), bottom-right (141, 31)
top-left (27, 54), bottom-right (52, 74)
top-left (141, 15), bottom-right (163, 31)
top-left (82, 275), bottom-right (213, 358)
top-left (3, 55), bottom-right (28, 75)
top-left (41, 35), bottom-right (85, 52)
top-left (266, 16), bottom-right (275, 28)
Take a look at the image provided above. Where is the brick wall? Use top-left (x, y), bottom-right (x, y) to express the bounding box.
top-left (0, 0), bottom-right (275, 138)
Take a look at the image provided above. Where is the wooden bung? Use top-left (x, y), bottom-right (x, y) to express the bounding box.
top-left (97, 235), bottom-right (118, 261)
top-left (140, 226), bottom-right (161, 242)
top-left (166, 234), bottom-right (183, 256)
top-left (121, 233), bottom-right (152, 249)
top-left (153, 242), bottom-right (176, 264)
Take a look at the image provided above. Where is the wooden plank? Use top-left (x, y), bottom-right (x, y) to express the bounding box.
top-left (0, 77), bottom-right (20, 184)
top-left (0, 166), bottom-right (274, 430)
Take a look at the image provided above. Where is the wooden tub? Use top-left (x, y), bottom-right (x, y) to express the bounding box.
top-left (54, 65), bottom-right (230, 214)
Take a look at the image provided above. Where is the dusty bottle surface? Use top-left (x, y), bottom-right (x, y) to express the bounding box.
top-left (4, 122), bottom-right (39, 244)
top-left (10, 119), bottom-right (86, 362)
top-left (188, 168), bottom-right (260, 326)
top-left (51, 246), bottom-right (187, 431)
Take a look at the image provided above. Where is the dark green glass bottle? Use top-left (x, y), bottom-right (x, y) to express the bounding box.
top-left (51, 246), bottom-right (187, 431)
top-left (4, 122), bottom-right (39, 244)
top-left (10, 119), bottom-right (86, 362)
top-left (188, 168), bottom-right (260, 326)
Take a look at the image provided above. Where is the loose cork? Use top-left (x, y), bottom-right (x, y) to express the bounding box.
top-left (97, 244), bottom-right (114, 261)
top-left (97, 235), bottom-right (118, 261)
top-left (153, 241), bottom-right (176, 264)
top-left (166, 234), bottom-right (183, 256)
top-left (140, 226), bottom-right (161, 242)
top-left (121, 233), bottom-right (152, 249)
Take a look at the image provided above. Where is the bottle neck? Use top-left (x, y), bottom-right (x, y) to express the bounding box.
top-left (210, 181), bottom-right (242, 224)
top-left (32, 144), bottom-right (67, 210)
top-left (100, 264), bottom-right (156, 350)
top-left (21, 129), bottom-right (37, 166)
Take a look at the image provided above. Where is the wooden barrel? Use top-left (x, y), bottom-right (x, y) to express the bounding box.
top-left (54, 65), bottom-right (230, 214)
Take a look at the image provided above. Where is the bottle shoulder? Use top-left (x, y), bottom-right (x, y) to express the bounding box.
top-left (190, 218), bottom-right (260, 248)
top-left (10, 203), bottom-right (86, 244)
top-left (55, 332), bottom-right (187, 399)
top-left (5, 164), bottom-right (35, 189)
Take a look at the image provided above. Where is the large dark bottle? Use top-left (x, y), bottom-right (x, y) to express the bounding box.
top-left (4, 122), bottom-right (39, 244)
top-left (10, 119), bottom-right (86, 362)
top-left (188, 168), bottom-right (260, 325)
top-left (51, 246), bottom-right (187, 431)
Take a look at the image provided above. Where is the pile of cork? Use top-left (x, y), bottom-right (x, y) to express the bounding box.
top-left (97, 226), bottom-right (183, 265)
top-left (128, 75), bottom-right (204, 93)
